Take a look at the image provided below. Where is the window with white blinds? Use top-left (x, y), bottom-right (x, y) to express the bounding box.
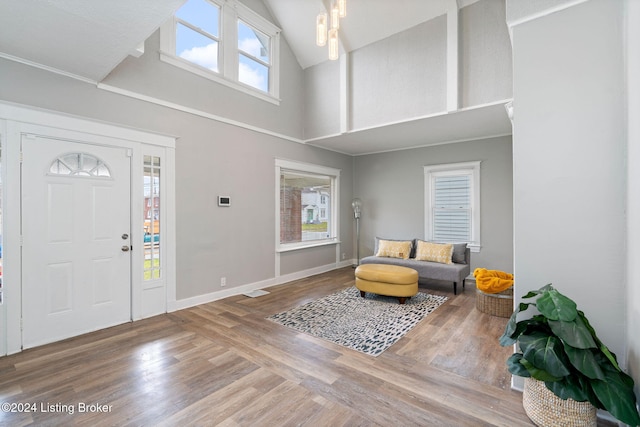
top-left (433, 174), bottom-right (471, 241)
top-left (424, 162), bottom-right (481, 252)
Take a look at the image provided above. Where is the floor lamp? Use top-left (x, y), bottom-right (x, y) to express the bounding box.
top-left (352, 198), bottom-right (362, 267)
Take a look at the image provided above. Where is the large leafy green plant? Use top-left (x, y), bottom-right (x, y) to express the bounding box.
top-left (500, 284), bottom-right (640, 426)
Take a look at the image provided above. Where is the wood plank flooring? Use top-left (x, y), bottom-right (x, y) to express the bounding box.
top-left (0, 267), bottom-right (613, 426)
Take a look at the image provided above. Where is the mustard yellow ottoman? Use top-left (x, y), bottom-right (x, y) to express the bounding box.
top-left (354, 264), bottom-right (419, 304)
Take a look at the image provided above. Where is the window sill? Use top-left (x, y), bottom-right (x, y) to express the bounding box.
top-left (277, 239), bottom-right (340, 253)
top-left (159, 52), bottom-right (280, 106)
top-left (468, 243), bottom-right (481, 253)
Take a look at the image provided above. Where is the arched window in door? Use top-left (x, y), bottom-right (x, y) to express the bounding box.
top-left (49, 153), bottom-right (111, 178)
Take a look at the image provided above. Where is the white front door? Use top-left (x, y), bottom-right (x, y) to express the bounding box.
top-left (21, 135), bottom-right (132, 348)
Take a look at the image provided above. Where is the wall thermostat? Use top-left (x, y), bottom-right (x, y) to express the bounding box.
top-left (218, 196), bottom-right (231, 207)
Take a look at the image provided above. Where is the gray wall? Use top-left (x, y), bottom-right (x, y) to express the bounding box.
top-left (0, 4), bottom-right (355, 302)
top-left (303, 60), bottom-right (342, 139)
top-left (510, 0), bottom-right (627, 365)
top-left (353, 135), bottom-right (513, 273)
top-left (304, 0), bottom-right (513, 141)
top-left (350, 16), bottom-right (447, 130)
top-left (626, 0), bottom-right (640, 401)
top-left (0, 0), bottom-right (514, 307)
top-left (103, 30), bottom-right (305, 140)
top-left (460, 0), bottom-right (513, 107)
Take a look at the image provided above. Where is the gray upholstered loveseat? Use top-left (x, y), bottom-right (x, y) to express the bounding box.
top-left (360, 238), bottom-right (471, 295)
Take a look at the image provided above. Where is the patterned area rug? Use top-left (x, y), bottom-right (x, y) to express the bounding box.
top-left (267, 286), bottom-right (448, 356)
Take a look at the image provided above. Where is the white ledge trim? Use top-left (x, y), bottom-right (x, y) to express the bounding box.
top-left (0, 52), bottom-right (98, 84)
top-left (507, 0), bottom-right (589, 29)
top-left (276, 239), bottom-right (341, 253)
top-left (97, 83), bottom-right (304, 145)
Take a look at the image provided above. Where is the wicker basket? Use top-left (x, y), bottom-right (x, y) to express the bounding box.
top-left (475, 286), bottom-right (513, 317)
top-left (523, 377), bottom-right (596, 427)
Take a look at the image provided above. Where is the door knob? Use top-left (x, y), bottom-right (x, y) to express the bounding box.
top-left (121, 245), bottom-right (131, 252)
top-left (121, 233), bottom-right (129, 240)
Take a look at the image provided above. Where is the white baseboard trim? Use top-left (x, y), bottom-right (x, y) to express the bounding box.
top-left (168, 259), bottom-right (353, 312)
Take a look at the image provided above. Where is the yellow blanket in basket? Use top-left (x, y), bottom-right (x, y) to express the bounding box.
top-left (473, 268), bottom-right (514, 293)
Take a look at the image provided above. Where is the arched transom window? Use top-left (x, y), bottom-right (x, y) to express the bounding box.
top-left (49, 153), bottom-right (112, 178)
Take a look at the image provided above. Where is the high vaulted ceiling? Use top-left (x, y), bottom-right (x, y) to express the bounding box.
top-left (0, 0), bottom-right (511, 155)
top-left (263, 0), bottom-right (480, 69)
top-left (0, 0), bottom-right (186, 82)
top-left (0, 0), bottom-right (481, 80)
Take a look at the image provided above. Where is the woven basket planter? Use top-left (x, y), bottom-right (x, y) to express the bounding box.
top-left (475, 287), bottom-right (513, 318)
top-left (523, 377), bottom-right (597, 427)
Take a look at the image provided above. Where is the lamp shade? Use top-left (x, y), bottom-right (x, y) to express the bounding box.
top-left (352, 198), bottom-right (362, 218)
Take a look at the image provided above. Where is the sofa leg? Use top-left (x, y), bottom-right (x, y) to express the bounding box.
top-left (398, 297), bottom-right (406, 304)
top-left (360, 290), bottom-right (366, 298)
top-left (453, 282), bottom-right (457, 295)
top-left (463, 278), bottom-right (466, 289)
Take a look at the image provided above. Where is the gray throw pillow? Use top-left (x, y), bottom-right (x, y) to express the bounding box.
top-left (451, 243), bottom-right (468, 264)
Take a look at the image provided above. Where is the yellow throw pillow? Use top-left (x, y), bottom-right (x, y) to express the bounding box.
top-left (376, 240), bottom-right (412, 260)
top-left (414, 241), bottom-right (453, 264)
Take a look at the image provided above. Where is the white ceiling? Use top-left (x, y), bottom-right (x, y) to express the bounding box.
top-left (0, 0), bottom-right (510, 155)
top-left (0, 0), bottom-right (186, 82)
top-left (264, 0), bottom-right (480, 69)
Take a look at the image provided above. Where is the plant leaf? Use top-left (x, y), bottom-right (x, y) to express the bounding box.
top-left (598, 344), bottom-right (621, 372)
top-left (522, 288), bottom-right (544, 299)
top-left (536, 289), bottom-right (577, 322)
top-left (525, 283), bottom-right (554, 298)
top-left (562, 345), bottom-right (605, 380)
top-left (519, 357), bottom-right (560, 382)
top-left (506, 353), bottom-right (531, 377)
top-left (500, 311), bottom-right (520, 346)
top-left (594, 351), bottom-right (634, 387)
top-left (500, 318), bottom-right (530, 346)
top-left (539, 283), bottom-right (554, 292)
top-left (578, 311), bottom-right (622, 371)
top-left (591, 371), bottom-right (640, 426)
top-left (519, 333), bottom-right (571, 378)
top-left (548, 316), bottom-right (597, 349)
top-left (501, 317), bottom-right (552, 347)
top-left (499, 302), bottom-right (534, 346)
top-left (544, 376), bottom-right (591, 402)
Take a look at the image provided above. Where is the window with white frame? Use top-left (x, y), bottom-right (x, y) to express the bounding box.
top-left (276, 159), bottom-right (340, 251)
top-left (237, 20), bottom-right (271, 93)
top-left (424, 161), bottom-right (481, 252)
top-left (143, 156), bottom-right (161, 281)
top-left (160, 0), bottom-right (280, 103)
top-left (174, 0), bottom-right (220, 73)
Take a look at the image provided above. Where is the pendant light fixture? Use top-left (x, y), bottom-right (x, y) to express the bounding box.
top-left (328, 29), bottom-right (339, 60)
top-left (330, 5), bottom-right (340, 29)
top-left (338, 0), bottom-right (347, 17)
top-left (316, 0), bottom-right (346, 60)
top-left (316, 13), bottom-right (327, 46)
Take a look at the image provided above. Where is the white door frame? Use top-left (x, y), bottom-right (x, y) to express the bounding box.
top-left (0, 101), bottom-right (176, 355)
top-left (22, 135), bottom-right (133, 348)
